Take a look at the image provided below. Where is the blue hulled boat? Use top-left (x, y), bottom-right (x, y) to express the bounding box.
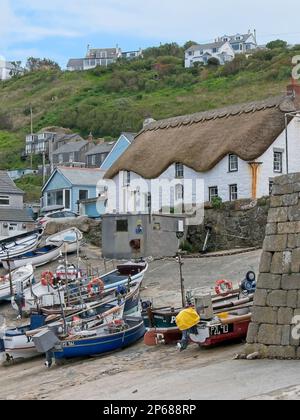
top-left (52, 316), bottom-right (145, 360)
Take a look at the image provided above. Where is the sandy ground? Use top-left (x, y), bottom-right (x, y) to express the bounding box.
top-left (1, 248), bottom-right (300, 401)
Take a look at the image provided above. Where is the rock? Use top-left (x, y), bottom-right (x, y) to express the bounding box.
top-left (270, 251), bottom-right (291, 274)
top-left (265, 223), bottom-right (277, 236)
top-left (266, 346), bottom-right (296, 359)
top-left (268, 207), bottom-right (288, 223)
top-left (257, 324), bottom-right (282, 346)
top-left (252, 307), bottom-right (278, 324)
top-left (266, 291), bottom-right (287, 307)
top-left (282, 274), bottom-right (300, 290)
top-left (257, 273), bottom-right (281, 290)
top-left (291, 248), bottom-right (300, 273)
top-left (253, 290), bottom-right (268, 307)
top-left (259, 252), bottom-right (272, 273)
top-left (287, 290), bottom-right (298, 308)
top-left (246, 322), bottom-right (259, 344)
top-left (263, 235), bottom-right (287, 252)
top-left (246, 352), bottom-right (260, 360)
top-left (277, 308), bottom-right (293, 325)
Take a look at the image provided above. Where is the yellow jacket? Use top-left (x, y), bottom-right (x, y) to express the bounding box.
top-left (176, 307), bottom-right (200, 331)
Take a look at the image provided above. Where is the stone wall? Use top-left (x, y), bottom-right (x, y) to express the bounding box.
top-left (187, 197), bottom-right (270, 252)
top-left (246, 173), bottom-right (300, 359)
top-left (45, 217), bottom-right (102, 248)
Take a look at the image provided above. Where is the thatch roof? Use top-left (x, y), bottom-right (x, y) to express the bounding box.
top-left (105, 95), bottom-right (298, 180)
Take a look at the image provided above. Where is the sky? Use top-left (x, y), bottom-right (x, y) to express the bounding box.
top-left (1, 0), bottom-right (300, 68)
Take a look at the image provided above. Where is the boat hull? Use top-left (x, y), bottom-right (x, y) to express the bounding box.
top-left (3, 245), bottom-right (63, 270)
top-left (46, 228), bottom-right (83, 254)
top-left (0, 229), bottom-right (44, 261)
top-left (0, 265), bottom-right (34, 302)
top-left (144, 328), bottom-right (182, 346)
top-left (53, 318), bottom-right (145, 360)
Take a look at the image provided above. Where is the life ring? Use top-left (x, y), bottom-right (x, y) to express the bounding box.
top-left (215, 279), bottom-right (233, 295)
top-left (87, 278), bottom-right (105, 297)
top-left (41, 271), bottom-right (55, 287)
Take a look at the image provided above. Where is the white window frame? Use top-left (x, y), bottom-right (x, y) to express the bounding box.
top-left (209, 186), bottom-right (219, 202)
top-left (123, 171), bottom-right (131, 187)
top-left (229, 184), bottom-right (238, 201)
top-left (274, 151), bottom-right (283, 173)
top-left (175, 163), bottom-right (184, 179)
top-left (229, 154), bottom-right (238, 172)
top-left (175, 184), bottom-right (184, 201)
top-left (91, 155), bottom-right (96, 166)
top-left (58, 154), bottom-right (64, 164)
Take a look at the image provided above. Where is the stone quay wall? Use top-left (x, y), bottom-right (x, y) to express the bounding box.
top-left (246, 173), bottom-right (300, 359)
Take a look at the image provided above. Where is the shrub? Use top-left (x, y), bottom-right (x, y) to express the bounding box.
top-left (211, 196), bottom-right (223, 209)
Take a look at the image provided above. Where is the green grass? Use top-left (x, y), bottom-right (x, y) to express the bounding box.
top-left (15, 174), bottom-right (44, 203)
top-left (0, 43), bottom-right (298, 171)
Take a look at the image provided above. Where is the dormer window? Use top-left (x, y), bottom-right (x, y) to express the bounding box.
top-left (175, 163), bottom-right (184, 178)
top-left (229, 154), bottom-right (238, 172)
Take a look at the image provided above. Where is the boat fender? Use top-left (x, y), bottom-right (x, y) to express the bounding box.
top-left (215, 279), bottom-right (233, 296)
top-left (41, 271), bottom-right (55, 287)
top-left (87, 278), bottom-right (105, 297)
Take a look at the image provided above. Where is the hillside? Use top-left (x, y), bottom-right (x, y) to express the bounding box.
top-left (0, 42), bottom-right (298, 171)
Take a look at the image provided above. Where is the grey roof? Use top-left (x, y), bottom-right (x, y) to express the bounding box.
top-left (55, 133), bottom-right (83, 141)
top-left (186, 41), bottom-right (226, 52)
top-left (0, 172), bottom-right (24, 195)
top-left (0, 208), bottom-right (33, 222)
top-left (226, 33), bottom-right (253, 43)
top-left (56, 167), bottom-right (105, 187)
top-left (87, 48), bottom-right (119, 59)
top-left (121, 132), bottom-right (136, 143)
top-left (53, 140), bottom-right (88, 155)
top-left (67, 59), bottom-right (84, 68)
top-left (85, 142), bottom-right (116, 156)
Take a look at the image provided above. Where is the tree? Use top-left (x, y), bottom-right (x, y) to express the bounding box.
top-left (184, 41), bottom-right (198, 50)
top-left (266, 39), bottom-right (288, 50)
top-left (26, 57), bottom-right (61, 72)
top-left (207, 57), bottom-right (220, 66)
top-left (9, 61), bottom-right (23, 78)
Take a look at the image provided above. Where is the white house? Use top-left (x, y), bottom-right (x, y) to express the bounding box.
top-left (104, 83), bottom-right (300, 216)
top-left (0, 57), bottom-right (24, 81)
top-left (219, 31), bottom-right (258, 54)
top-left (185, 41), bottom-right (235, 68)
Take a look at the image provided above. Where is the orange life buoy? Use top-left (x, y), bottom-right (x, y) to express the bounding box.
top-left (87, 278), bottom-right (105, 297)
top-left (215, 279), bottom-right (233, 296)
top-left (41, 271), bottom-right (55, 287)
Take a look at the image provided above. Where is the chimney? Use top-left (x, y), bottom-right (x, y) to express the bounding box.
top-left (87, 132), bottom-right (94, 142)
top-left (143, 117), bottom-right (156, 129)
top-left (287, 77), bottom-right (300, 98)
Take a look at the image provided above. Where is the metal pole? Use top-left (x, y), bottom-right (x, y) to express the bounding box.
top-left (63, 244), bottom-right (70, 306)
top-left (178, 253), bottom-right (186, 308)
top-left (7, 253), bottom-right (13, 297)
top-left (42, 151), bottom-right (46, 185)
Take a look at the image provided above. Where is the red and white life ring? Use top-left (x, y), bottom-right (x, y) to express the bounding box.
top-left (41, 271), bottom-right (55, 287)
top-left (87, 278), bottom-right (105, 297)
top-left (215, 279), bottom-right (233, 295)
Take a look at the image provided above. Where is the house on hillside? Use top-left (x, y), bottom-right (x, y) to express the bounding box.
top-left (185, 41), bottom-right (235, 68)
top-left (104, 82), bottom-right (300, 215)
top-left (24, 131), bottom-right (84, 158)
top-left (67, 46), bottom-right (143, 71)
top-left (0, 171), bottom-right (34, 238)
top-left (220, 31), bottom-right (258, 54)
top-left (85, 142), bottom-right (116, 168)
top-left (100, 133), bottom-right (136, 171)
top-left (41, 167), bottom-right (106, 217)
top-left (52, 140), bottom-right (91, 167)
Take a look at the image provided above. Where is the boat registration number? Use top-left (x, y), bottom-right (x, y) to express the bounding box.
top-left (209, 324), bottom-right (234, 336)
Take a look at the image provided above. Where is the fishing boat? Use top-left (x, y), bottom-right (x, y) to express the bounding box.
top-left (0, 265), bottom-right (34, 302)
top-left (2, 243), bottom-right (63, 270)
top-left (46, 228), bottom-right (83, 254)
top-left (11, 260), bottom-right (148, 314)
top-left (189, 307), bottom-right (252, 347)
top-left (143, 289), bottom-right (254, 346)
top-left (45, 316), bottom-right (145, 362)
top-left (0, 229), bottom-right (44, 262)
top-left (4, 282), bottom-right (142, 362)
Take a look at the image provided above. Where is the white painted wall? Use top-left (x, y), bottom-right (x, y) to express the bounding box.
top-left (109, 118), bottom-right (300, 213)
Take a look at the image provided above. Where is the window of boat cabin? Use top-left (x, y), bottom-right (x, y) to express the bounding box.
top-left (116, 220), bottom-right (128, 232)
top-left (0, 195), bottom-right (10, 206)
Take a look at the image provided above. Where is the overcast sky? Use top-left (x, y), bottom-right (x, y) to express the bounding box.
top-left (1, 0), bottom-right (300, 67)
